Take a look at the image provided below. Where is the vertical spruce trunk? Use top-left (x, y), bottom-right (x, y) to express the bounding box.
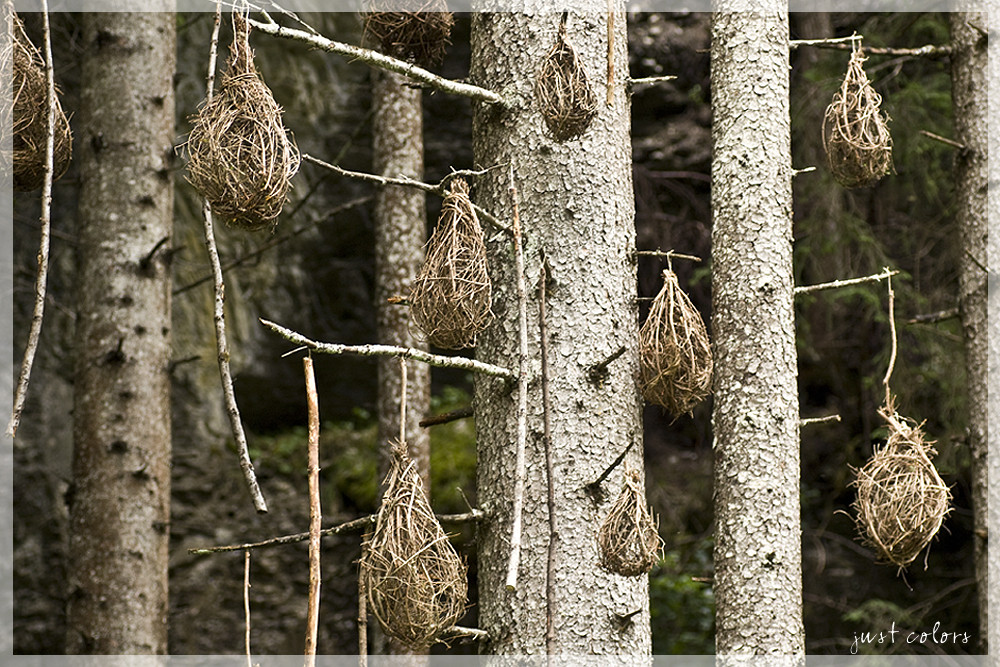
top-left (710, 6), bottom-right (804, 655)
top-left (950, 10), bottom-right (990, 655)
top-left (67, 10), bottom-right (175, 654)
top-left (471, 7), bottom-right (649, 655)
top-left (372, 69), bottom-right (431, 660)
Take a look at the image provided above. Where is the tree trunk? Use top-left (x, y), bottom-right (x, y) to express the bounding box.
top-left (372, 68), bottom-right (431, 661)
top-left (67, 10), bottom-right (175, 654)
top-left (950, 10), bottom-right (990, 655)
top-left (471, 7), bottom-right (649, 655)
top-left (710, 6), bottom-right (804, 655)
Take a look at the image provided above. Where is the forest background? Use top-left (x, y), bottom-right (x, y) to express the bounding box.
top-left (9, 9), bottom-right (984, 655)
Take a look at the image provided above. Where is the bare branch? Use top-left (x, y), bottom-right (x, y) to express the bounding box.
top-left (907, 307), bottom-right (959, 325)
top-left (800, 414), bottom-right (842, 427)
top-left (635, 249), bottom-right (703, 263)
top-left (789, 34), bottom-right (862, 49)
top-left (794, 268), bottom-right (899, 296)
top-left (791, 34), bottom-right (951, 58)
top-left (246, 16), bottom-right (506, 106)
top-left (441, 626), bottom-right (490, 643)
top-left (303, 356), bottom-right (321, 666)
top-left (628, 75), bottom-right (678, 90)
top-left (261, 319), bottom-right (515, 380)
top-left (920, 129), bottom-right (965, 150)
top-left (244, 549), bottom-right (252, 667)
top-left (538, 254), bottom-right (557, 652)
top-left (585, 439), bottom-right (635, 502)
top-left (419, 405), bottom-right (473, 428)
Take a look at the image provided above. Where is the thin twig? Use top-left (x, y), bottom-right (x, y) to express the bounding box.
top-left (419, 405), bottom-right (473, 428)
top-left (244, 549), bottom-right (252, 667)
top-left (261, 319), bottom-right (515, 380)
top-left (7, 0), bottom-right (55, 439)
top-left (906, 307), bottom-right (959, 325)
top-left (635, 249), bottom-right (702, 263)
top-left (505, 164), bottom-right (530, 592)
top-left (883, 272), bottom-right (897, 405)
top-left (442, 625), bottom-right (490, 643)
top-left (302, 154), bottom-right (510, 234)
top-left (358, 539), bottom-right (368, 667)
top-left (791, 36), bottom-right (951, 58)
top-left (585, 439), bottom-right (635, 502)
top-left (303, 356), bottom-right (321, 666)
top-left (920, 129), bottom-right (965, 150)
top-left (247, 16), bottom-right (505, 106)
top-left (588, 345), bottom-right (626, 384)
top-left (789, 34), bottom-right (862, 49)
top-left (794, 268), bottom-right (898, 295)
top-left (965, 249), bottom-right (989, 275)
top-left (188, 510), bottom-right (484, 554)
top-left (398, 357), bottom-right (406, 443)
top-left (800, 414), bottom-right (842, 427)
top-left (627, 75), bottom-right (678, 90)
top-left (539, 254), bottom-right (557, 653)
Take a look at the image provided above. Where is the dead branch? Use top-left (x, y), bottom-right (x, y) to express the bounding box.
top-left (635, 249), bottom-right (702, 263)
top-left (794, 268), bottom-right (898, 295)
top-left (419, 405), bottom-right (473, 428)
top-left (800, 414), bottom-right (842, 427)
top-left (303, 356), bottom-right (321, 666)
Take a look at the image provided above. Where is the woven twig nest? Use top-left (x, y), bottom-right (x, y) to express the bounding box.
top-left (852, 402), bottom-right (951, 569)
top-left (360, 441), bottom-right (467, 649)
top-left (598, 468), bottom-right (662, 577)
top-left (364, 0), bottom-right (453, 67)
top-left (5, 8), bottom-right (72, 192)
top-left (185, 13), bottom-right (299, 231)
top-left (822, 46), bottom-right (893, 188)
top-left (535, 18), bottom-right (597, 142)
top-left (638, 269), bottom-right (713, 417)
top-left (409, 178), bottom-right (493, 349)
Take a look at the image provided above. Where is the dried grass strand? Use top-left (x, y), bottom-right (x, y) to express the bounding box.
top-left (185, 12), bottom-right (299, 231)
top-left (535, 19), bottom-right (598, 142)
top-left (598, 468), bottom-right (662, 577)
top-left (360, 440), bottom-right (467, 649)
top-left (363, 0), bottom-right (454, 67)
top-left (822, 46), bottom-right (893, 188)
top-left (638, 269), bottom-right (713, 417)
top-left (409, 178), bottom-right (493, 349)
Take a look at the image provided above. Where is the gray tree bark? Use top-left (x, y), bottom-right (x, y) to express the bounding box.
top-left (950, 10), bottom-right (990, 655)
top-left (710, 6), bottom-right (804, 655)
top-left (66, 10), bottom-right (175, 654)
top-left (471, 6), bottom-right (649, 655)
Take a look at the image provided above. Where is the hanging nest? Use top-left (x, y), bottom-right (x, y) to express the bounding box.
top-left (822, 46), bottom-right (893, 188)
top-left (363, 0), bottom-right (453, 67)
top-left (535, 18), bottom-right (598, 142)
top-left (360, 440), bottom-right (467, 649)
top-left (852, 401), bottom-right (952, 569)
top-left (5, 8), bottom-right (73, 192)
top-left (598, 468), bottom-right (663, 577)
top-left (185, 13), bottom-right (299, 231)
top-left (638, 269), bottom-right (713, 417)
top-left (409, 178), bottom-right (492, 349)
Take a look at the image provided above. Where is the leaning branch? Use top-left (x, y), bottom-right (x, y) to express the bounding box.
top-left (794, 268), bottom-right (899, 296)
top-left (247, 16), bottom-right (506, 106)
top-left (7, 1), bottom-right (55, 439)
top-left (261, 319), bottom-right (515, 380)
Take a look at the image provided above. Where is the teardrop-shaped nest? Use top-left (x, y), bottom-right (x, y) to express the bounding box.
top-left (598, 468), bottom-right (663, 577)
top-left (822, 46), bottom-right (893, 188)
top-left (638, 269), bottom-right (713, 418)
top-left (409, 178), bottom-right (493, 349)
top-left (4, 7), bottom-right (73, 192)
top-left (360, 441), bottom-right (467, 649)
top-left (185, 13), bottom-right (299, 231)
top-left (852, 402), bottom-right (951, 569)
top-left (535, 20), bottom-right (597, 142)
top-left (363, 0), bottom-right (454, 67)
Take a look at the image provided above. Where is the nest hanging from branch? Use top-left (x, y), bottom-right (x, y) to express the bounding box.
top-left (409, 178), bottom-right (493, 349)
top-left (363, 0), bottom-right (454, 67)
top-left (535, 17), bottom-right (598, 142)
top-left (185, 12), bottom-right (299, 231)
top-left (5, 8), bottom-right (73, 192)
top-left (598, 468), bottom-right (662, 577)
top-left (822, 46), bottom-right (893, 188)
top-left (852, 401), bottom-right (951, 569)
top-left (638, 269), bottom-right (713, 417)
top-left (360, 441), bottom-right (467, 649)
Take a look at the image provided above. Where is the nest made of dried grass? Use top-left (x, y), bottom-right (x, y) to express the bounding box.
top-left (852, 403), bottom-right (951, 569)
top-left (5, 8), bottom-right (72, 192)
top-left (598, 468), bottom-right (662, 577)
top-left (822, 46), bottom-right (893, 189)
top-left (638, 269), bottom-right (713, 417)
top-left (535, 18), bottom-right (597, 143)
top-left (185, 13), bottom-right (299, 231)
top-left (360, 440), bottom-right (467, 649)
top-left (363, 0), bottom-right (453, 67)
top-left (409, 178), bottom-right (492, 349)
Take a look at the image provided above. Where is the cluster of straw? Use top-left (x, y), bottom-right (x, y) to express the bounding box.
top-left (598, 468), bottom-right (662, 577)
top-left (186, 13), bottom-right (299, 231)
top-left (535, 18), bottom-right (597, 142)
top-left (638, 269), bottom-right (713, 417)
top-left (360, 441), bottom-right (467, 649)
top-left (822, 46), bottom-right (893, 188)
top-left (852, 402), bottom-right (951, 569)
top-left (409, 178), bottom-right (493, 349)
top-left (364, 0), bottom-right (454, 67)
top-left (4, 7), bottom-right (72, 191)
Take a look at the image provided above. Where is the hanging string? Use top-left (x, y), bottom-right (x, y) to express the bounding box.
top-left (881, 269), bottom-right (897, 407)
